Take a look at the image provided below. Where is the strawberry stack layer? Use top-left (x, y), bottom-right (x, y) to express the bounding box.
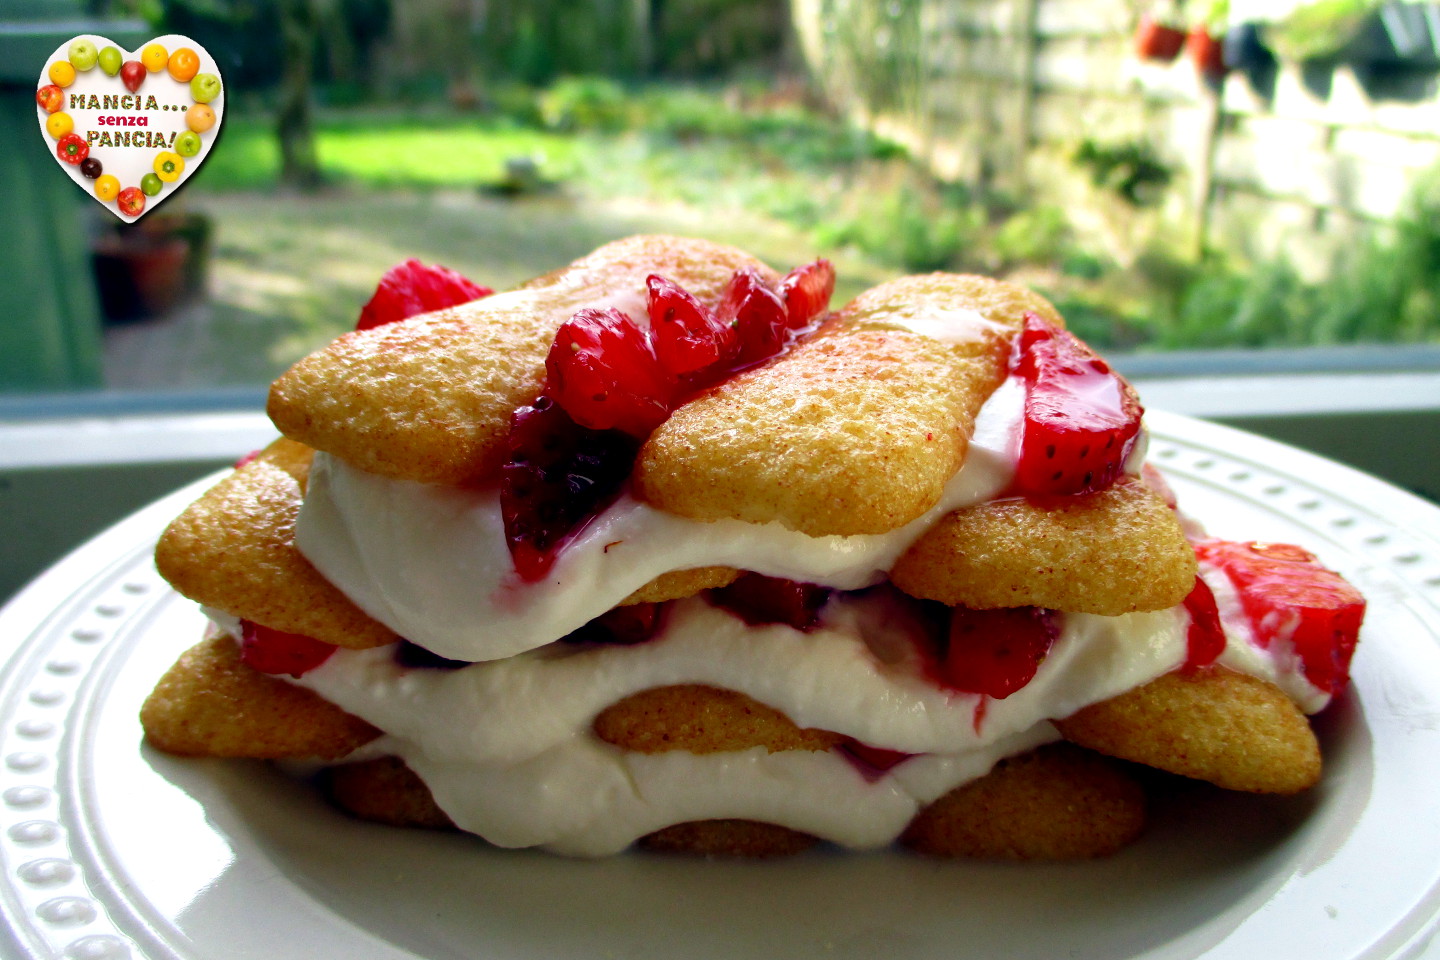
top-left (144, 236), bottom-right (1364, 858)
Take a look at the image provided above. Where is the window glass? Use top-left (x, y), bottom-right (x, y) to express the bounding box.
top-left (4, 0), bottom-right (1437, 406)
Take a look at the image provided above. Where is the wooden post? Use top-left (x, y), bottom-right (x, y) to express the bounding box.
top-left (1012, 0), bottom-right (1040, 191)
top-left (1190, 81), bottom-right (1223, 261)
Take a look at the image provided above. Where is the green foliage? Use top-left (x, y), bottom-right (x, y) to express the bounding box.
top-left (992, 206), bottom-right (1072, 269)
top-left (1265, 0), bottom-right (1379, 61)
top-left (1073, 139), bottom-right (1174, 207)
top-left (815, 185), bottom-right (985, 273)
top-left (539, 76), bottom-right (633, 132)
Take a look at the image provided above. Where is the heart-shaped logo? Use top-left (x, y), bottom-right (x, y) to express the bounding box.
top-left (36, 34), bottom-right (224, 222)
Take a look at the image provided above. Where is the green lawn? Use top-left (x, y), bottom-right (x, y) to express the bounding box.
top-left (124, 89), bottom-right (1438, 391)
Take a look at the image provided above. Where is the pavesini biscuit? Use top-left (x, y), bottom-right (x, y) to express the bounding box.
top-left (142, 235), bottom-right (1365, 859)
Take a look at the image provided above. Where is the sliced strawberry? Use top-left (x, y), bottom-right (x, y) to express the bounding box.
top-left (546, 308), bottom-right (676, 437)
top-left (1181, 575), bottom-right (1226, 671)
top-left (1013, 312), bottom-right (1143, 497)
top-left (837, 738), bottom-right (914, 780)
top-left (500, 397), bottom-right (639, 581)
top-left (709, 573), bottom-right (831, 631)
top-left (562, 602), bottom-right (667, 645)
top-left (356, 258), bottom-right (493, 331)
top-left (646, 274), bottom-right (738, 376)
top-left (778, 259), bottom-right (836, 329)
top-left (239, 620), bottom-right (336, 677)
top-left (1194, 539), bottom-right (1365, 695)
top-left (716, 267), bottom-right (792, 366)
top-left (940, 606), bottom-right (1058, 699)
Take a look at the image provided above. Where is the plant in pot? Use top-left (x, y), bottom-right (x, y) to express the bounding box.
top-left (1135, 7), bottom-right (1188, 61)
top-left (1187, 1), bottom-right (1230, 80)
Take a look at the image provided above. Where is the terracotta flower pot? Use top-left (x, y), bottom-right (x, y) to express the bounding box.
top-left (1135, 14), bottom-right (1188, 61)
top-left (1188, 26), bottom-right (1228, 78)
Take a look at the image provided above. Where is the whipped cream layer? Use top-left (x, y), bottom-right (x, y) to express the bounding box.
top-left (297, 592), bottom-right (1190, 855)
top-left (297, 378), bottom-right (1033, 662)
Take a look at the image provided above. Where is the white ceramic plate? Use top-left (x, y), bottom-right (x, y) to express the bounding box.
top-left (1, 411), bottom-right (1439, 960)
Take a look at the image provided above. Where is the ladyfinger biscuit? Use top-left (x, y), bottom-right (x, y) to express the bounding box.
top-left (619, 566), bottom-right (740, 605)
top-left (900, 743), bottom-right (1147, 860)
top-left (638, 820), bottom-right (818, 857)
top-left (141, 633), bottom-right (380, 760)
top-left (633, 275), bottom-right (1062, 537)
top-left (268, 235), bottom-right (777, 486)
top-left (1055, 668), bottom-right (1322, 794)
top-left (592, 685), bottom-right (844, 754)
top-left (155, 439), bottom-right (398, 650)
top-left (323, 757), bottom-right (456, 830)
top-left (890, 479), bottom-right (1197, 615)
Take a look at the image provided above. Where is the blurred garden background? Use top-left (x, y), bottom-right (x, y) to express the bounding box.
top-left (7, 0), bottom-right (1440, 395)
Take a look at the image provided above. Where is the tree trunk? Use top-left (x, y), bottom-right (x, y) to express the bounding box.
top-left (277, 0), bottom-right (322, 190)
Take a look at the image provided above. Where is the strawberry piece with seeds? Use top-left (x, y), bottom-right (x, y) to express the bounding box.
top-left (1013, 312), bottom-right (1143, 497)
top-left (356, 258), bottom-right (493, 331)
top-left (239, 621), bottom-right (336, 678)
top-left (500, 397), bottom-right (639, 582)
top-left (940, 606), bottom-right (1058, 699)
top-left (709, 573), bottom-right (832, 631)
top-left (1194, 539), bottom-right (1365, 695)
top-left (778, 259), bottom-right (835, 329)
top-left (1181, 575), bottom-right (1226, 671)
top-left (546, 308), bottom-right (676, 437)
top-left (647, 274), bottom-right (738, 376)
top-left (717, 267), bottom-right (792, 366)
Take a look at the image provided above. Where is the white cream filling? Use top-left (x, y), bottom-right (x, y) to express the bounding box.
top-left (296, 378), bottom-right (1030, 662)
top-left (295, 593), bottom-right (1189, 855)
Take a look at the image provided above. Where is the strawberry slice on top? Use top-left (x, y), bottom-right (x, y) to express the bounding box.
top-left (545, 308), bottom-right (677, 438)
top-left (1013, 312), bottom-right (1143, 497)
top-left (355, 258), bottom-right (493, 330)
top-left (646, 274), bottom-right (739, 376)
top-left (1194, 539), bottom-right (1365, 695)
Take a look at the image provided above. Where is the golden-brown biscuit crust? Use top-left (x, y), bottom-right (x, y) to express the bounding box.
top-left (900, 743), bottom-right (1146, 859)
top-left (593, 685), bottom-right (844, 754)
top-left (141, 633), bottom-right (380, 760)
top-left (1055, 668), bottom-right (1321, 794)
top-left (619, 566), bottom-right (740, 605)
top-left (890, 479), bottom-right (1198, 615)
top-left (323, 757), bottom-right (456, 830)
top-left (268, 235), bottom-right (777, 486)
top-left (639, 820), bottom-right (817, 857)
top-left (634, 275), bottom-right (1062, 537)
top-left (154, 439), bottom-right (397, 650)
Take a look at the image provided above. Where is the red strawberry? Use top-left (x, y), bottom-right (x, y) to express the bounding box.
top-left (646, 274), bottom-right (738, 376)
top-left (546, 308), bottom-right (676, 437)
top-left (1013, 313), bottom-right (1143, 497)
top-left (778, 259), bottom-right (835, 328)
top-left (562, 602), bottom-right (667, 645)
top-left (709, 573), bottom-right (831, 631)
top-left (239, 621), bottom-right (336, 677)
top-left (1181, 575), bottom-right (1226, 671)
top-left (1194, 539), bottom-right (1365, 694)
top-left (838, 738), bottom-right (914, 780)
top-left (500, 397), bottom-right (638, 581)
top-left (717, 268), bottom-right (791, 366)
top-left (356, 258), bottom-right (493, 331)
top-left (941, 606), bottom-right (1058, 699)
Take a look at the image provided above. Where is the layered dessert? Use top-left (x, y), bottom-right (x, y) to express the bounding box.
top-left (141, 235), bottom-right (1365, 858)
